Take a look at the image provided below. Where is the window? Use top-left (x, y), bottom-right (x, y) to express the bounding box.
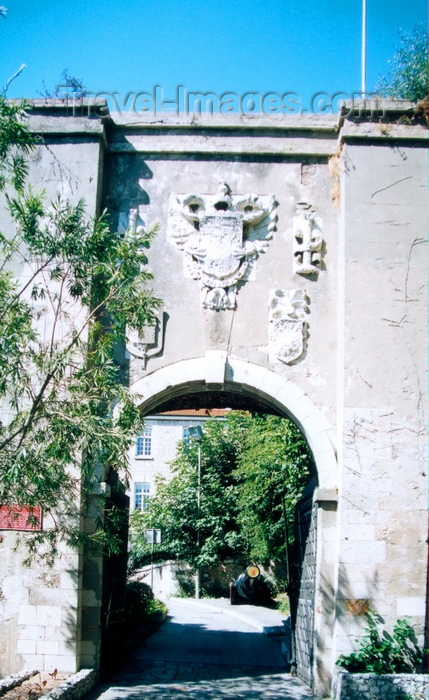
top-left (136, 427), bottom-right (152, 457)
top-left (183, 427), bottom-right (190, 444)
top-left (135, 483), bottom-right (150, 511)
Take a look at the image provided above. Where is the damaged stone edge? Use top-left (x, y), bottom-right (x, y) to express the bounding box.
top-left (0, 669), bottom-right (38, 696)
top-left (41, 669), bottom-right (97, 700)
top-left (0, 669), bottom-right (97, 700)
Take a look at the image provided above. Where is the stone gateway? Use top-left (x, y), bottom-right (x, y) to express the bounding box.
top-left (0, 100), bottom-right (427, 698)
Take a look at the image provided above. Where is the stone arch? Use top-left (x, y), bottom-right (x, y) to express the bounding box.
top-left (130, 353), bottom-right (337, 488)
top-left (130, 353), bottom-right (339, 691)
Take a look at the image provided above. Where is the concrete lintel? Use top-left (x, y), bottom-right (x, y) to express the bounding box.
top-left (28, 116), bottom-right (105, 136)
top-left (314, 487), bottom-right (339, 503)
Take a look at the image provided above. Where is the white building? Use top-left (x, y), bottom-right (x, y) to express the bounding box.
top-left (128, 409), bottom-right (228, 513)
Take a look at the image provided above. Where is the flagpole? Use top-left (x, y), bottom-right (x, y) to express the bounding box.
top-left (361, 0), bottom-right (367, 96)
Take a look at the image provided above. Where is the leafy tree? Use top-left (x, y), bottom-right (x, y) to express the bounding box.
top-left (130, 411), bottom-right (313, 574)
top-left (376, 23), bottom-right (428, 101)
top-left (133, 418), bottom-right (244, 571)
top-left (0, 97), bottom-right (161, 561)
top-left (234, 413), bottom-right (313, 562)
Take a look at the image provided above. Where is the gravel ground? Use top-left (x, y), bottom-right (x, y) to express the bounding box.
top-left (0, 672), bottom-right (71, 700)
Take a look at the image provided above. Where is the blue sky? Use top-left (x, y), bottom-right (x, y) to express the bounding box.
top-left (2, 0), bottom-right (427, 113)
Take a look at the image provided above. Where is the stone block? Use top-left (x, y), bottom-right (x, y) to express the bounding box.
top-left (36, 640), bottom-right (59, 655)
top-left (16, 639), bottom-right (37, 655)
top-left (81, 590), bottom-right (98, 606)
top-left (341, 524), bottom-right (375, 542)
top-left (22, 572), bottom-right (61, 589)
top-left (58, 640), bottom-right (77, 656)
top-left (36, 605), bottom-right (62, 627)
top-left (44, 626), bottom-right (70, 642)
top-left (20, 654), bottom-right (44, 669)
top-left (78, 641), bottom-right (96, 656)
top-left (397, 596), bottom-right (426, 617)
top-left (43, 655), bottom-right (78, 673)
top-left (18, 604), bottom-right (38, 625)
top-left (164, 361), bottom-right (191, 389)
top-left (29, 588), bottom-right (78, 607)
top-left (339, 540), bottom-right (386, 566)
top-left (205, 351), bottom-right (227, 385)
top-left (60, 571), bottom-right (79, 591)
top-left (182, 356), bottom-right (206, 383)
top-left (19, 625), bottom-right (45, 641)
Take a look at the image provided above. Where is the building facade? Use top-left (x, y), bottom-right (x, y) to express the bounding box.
top-left (129, 409), bottom-right (227, 513)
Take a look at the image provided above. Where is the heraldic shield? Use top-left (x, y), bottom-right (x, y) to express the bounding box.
top-left (168, 182), bottom-right (277, 310)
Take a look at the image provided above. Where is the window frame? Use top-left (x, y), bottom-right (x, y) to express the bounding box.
top-left (134, 482), bottom-right (150, 511)
top-left (136, 427), bottom-right (152, 457)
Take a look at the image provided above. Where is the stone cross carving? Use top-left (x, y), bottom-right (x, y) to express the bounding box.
top-left (117, 207), bottom-right (145, 236)
top-left (126, 310), bottom-right (165, 368)
top-left (292, 202), bottom-right (323, 277)
top-left (268, 288), bottom-right (309, 364)
top-left (168, 182), bottom-right (277, 310)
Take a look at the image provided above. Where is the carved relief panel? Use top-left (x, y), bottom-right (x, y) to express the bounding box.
top-left (168, 182), bottom-right (277, 310)
top-left (126, 310), bottom-right (165, 368)
top-left (292, 202), bottom-right (323, 277)
top-left (268, 288), bottom-right (309, 364)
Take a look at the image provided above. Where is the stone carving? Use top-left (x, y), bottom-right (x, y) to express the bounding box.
top-left (168, 182), bottom-right (277, 310)
top-left (292, 202), bottom-right (323, 277)
top-left (117, 207), bottom-right (145, 236)
top-left (268, 289), bottom-right (309, 364)
top-left (126, 310), bottom-right (165, 368)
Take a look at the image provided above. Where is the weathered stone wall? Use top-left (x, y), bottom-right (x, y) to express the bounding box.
top-left (334, 670), bottom-right (429, 700)
top-left (116, 107), bottom-right (428, 695)
top-left (334, 134), bottom-right (429, 658)
top-left (0, 103), bottom-right (427, 697)
top-left (0, 532), bottom-right (81, 675)
top-left (0, 104), bottom-right (106, 677)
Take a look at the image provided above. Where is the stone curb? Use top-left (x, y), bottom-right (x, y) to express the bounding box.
top-left (0, 669), bottom-right (38, 696)
top-left (40, 669), bottom-right (97, 700)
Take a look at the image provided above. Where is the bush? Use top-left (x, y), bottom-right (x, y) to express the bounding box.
top-left (124, 581), bottom-right (166, 631)
top-left (337, 611), bottom-right (426, 674)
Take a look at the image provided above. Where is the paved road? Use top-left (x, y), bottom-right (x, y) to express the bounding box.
top-left (86, 599), bottom-right (311, 699)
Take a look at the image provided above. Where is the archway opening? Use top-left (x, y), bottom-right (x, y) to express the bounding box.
top-left (125, 362), bottom-right (336, 688)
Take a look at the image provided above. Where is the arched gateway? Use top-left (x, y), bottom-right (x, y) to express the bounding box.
top-left (132, 355), bottom-right (339, 689)
top-left (0, 101), bottom-right (427, 699)
top-left (132, 355), bottom-right (337, 487)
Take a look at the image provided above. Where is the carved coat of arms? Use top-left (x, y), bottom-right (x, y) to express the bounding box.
top-left (268, 288), bottom-right (309, 364)
top-left (168, 182), bottom-right (277, 310)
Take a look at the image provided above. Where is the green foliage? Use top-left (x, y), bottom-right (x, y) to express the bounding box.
top-left (40, 70), bottom-right (89, 99)
top-left (337, 611), bottom-right (426, 674)
top-left (135, 418), bottom-right (244, 570)
top-left (0, 99), bottom-right (35, 191)
top-left (124, 581), bottom-right (167, 632)
top-left (129, 411), bottom-right (313, 575)
top-left (275, 592), bottom-right (291, 617)
top-left (0, 96), bottom-right (161, 561)
top-left (234, 413), bottom-right (312, 561)
top-left (376, 23), bottom-right (428, 102)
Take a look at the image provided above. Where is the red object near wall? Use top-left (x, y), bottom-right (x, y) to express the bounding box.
top-left (0, 505), bottom-right (42, 530)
